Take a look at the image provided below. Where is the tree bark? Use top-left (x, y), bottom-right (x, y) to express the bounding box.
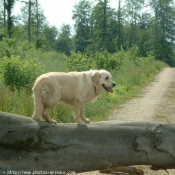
top-left (3, 0), bottom-right (6, 27)
top-left (28, 0), bottom-right (32, 42)
top-left (0, 112), bottom-right (175, 173)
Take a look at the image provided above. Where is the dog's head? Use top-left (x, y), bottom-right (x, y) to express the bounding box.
top-left (92, 70), bottom-right (116, 93)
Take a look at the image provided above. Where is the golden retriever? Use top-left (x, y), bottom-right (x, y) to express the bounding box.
top-left (32, 70), bottom-right (116, 125)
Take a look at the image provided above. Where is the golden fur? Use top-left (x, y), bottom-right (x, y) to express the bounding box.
top-left (32, 70), bottom-right (116, 125)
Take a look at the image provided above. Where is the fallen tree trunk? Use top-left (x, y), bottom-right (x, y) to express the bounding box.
top-left (0, 112), bottom-right (175, 173)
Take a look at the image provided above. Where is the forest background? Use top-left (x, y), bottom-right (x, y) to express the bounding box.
top-left (0, 0), bottom-right (174, 123)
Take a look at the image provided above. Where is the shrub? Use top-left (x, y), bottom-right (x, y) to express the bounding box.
top-left (95, 51), bottom-right (122, 70)
top-left (0, 38), bottom-right (36, 59)
top-left (67, 51), bottom-right (93, 71)
top-left (0, 56), bottom-right (42, 91)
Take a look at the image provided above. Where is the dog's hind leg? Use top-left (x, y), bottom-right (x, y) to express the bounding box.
top-left (32, 90), bottom-right (44, 121)
top-left (42, 105), bottom-right (57, 124)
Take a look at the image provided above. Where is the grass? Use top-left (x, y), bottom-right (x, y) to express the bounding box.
top-left (39, 52), bottom-right (68, 73)
top-left (0, 83), bottom-right (33, 117)
top-left (0, 52), bottom-right (167, 123)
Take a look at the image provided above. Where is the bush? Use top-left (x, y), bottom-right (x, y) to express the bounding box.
top-left (0, 38), bottom-right (36, 59)
top-left (0, 56), bottom-right (42, 91)
top-left (67, 51), bottom-right (93, 71)
top-left (95, 51), bottom-right (122, 70)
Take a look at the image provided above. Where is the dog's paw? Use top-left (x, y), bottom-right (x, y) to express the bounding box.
top-left (51, 119), bottom-right (58, 124)
top-left (47, 118), bottom-right (57, 124)
top-left (77, 120), bottom-right (87, 126)
top-left (83, 118), bottom-right (90, 123)
top-left (32, 115), bottom-right (43, 121)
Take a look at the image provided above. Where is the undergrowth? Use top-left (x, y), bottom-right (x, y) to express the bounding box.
top-left (0, 46), bottom-right (167, 123)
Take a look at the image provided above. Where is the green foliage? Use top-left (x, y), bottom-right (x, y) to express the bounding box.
top-left (54, 24), bottom-right (72, 56)
top-left (95, 46), bottom-right (146, 71)
top-left (92, 0), bottom-right (118, 52)
top-left (51, 103), bottom-right (75, 123)
top-left (0, 40), bottom-right (168, 123)
top-left (1, 0), bottom-right (175, 66)
top-left (0, 56), bottom-right (42, 91)
top-left (39, 51), bottom-right (68, 72)
top-left (72, 0), bottom-right (92, 53)
top-left (67, 51), bottom-right (93, 71)
top-left (43, 26), bottom-right (58, 49)
top-left (5, 0), bottom-right (15, 38)
top-left (95, 50), bottom-right (122, 70)
top-left (0, 38), bottom-right (36, 58)
top-left (0, 83), bottom-right (34, 116)
top-left (149, 0), bottom-right (175, 65)
top-left (0, 0), bottom-right (172, 124)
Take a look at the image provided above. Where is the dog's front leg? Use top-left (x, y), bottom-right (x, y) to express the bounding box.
top-left (74, 104), bottom-right (86, 125)
top-left (80, 107), bottom-right (90, 123)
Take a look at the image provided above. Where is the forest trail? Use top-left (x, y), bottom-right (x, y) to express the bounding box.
top-left (79, 67), bottom-right (175, 175)
top-left (109, 67), bottom-right (175, 175)
top-left (110, 67), bottom-right (175, 124)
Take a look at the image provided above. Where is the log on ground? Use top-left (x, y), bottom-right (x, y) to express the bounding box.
top-left (0, 112), bottom-right (175, 173)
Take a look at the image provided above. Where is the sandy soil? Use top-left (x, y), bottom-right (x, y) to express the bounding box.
top-left (110, 67), bottom-right (175, 124)
top-left (78, 67), bottom-right (175, 175)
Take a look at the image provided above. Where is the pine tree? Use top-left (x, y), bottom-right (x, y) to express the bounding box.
top-left (72, 0), bottom-right (92, 53)
top-left (5, 0), bottom-right (15, 38)
top-left (149, 0), bottom-right (175, 65)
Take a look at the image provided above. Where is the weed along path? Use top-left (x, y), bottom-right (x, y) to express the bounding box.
top-left (78, 67), bottom-right (175, 175)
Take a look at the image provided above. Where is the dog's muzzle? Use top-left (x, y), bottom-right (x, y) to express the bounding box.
top-left (102, 82), bottom-right (116, 93)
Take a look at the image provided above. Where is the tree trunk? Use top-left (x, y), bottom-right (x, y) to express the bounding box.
top-left (102, 0), bottom-right (107, 50)
top-left (117, 0), bottom-right (122, 51)
top-left (3, 0), bottom-right (6, 27)
top-left (0, 112), bottom-right (175, 173)
top-left (36, 0), bottom-right (39, 37)
top-left (28, 0), bottom-right (32, 42)
top-left (6, 0), bottom-right (14, 39)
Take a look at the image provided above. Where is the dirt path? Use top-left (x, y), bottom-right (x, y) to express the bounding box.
top-left (110, 67), bottom-right (175, 124)
top-left (110, 67), bottom-right (175, 175)
top-left (78, 67), bottom-right (175, 175)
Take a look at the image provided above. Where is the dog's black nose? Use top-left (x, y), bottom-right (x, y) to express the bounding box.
top-left (112, 82), bottom-right (116, 87)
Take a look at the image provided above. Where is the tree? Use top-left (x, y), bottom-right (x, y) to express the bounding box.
top-left (1, 112), bottom-right (175, 173)
top-left (19, 0), bottom-right (46, 42)
top-left (0, 0), bottom-right (7, 29)
top-left (28, 0), bottom-right (32, 42)
top-left (35, 0), bottom-right (39, 36)
top-left (54, 24), bottom-right (72, 55)
top-left (19, 0), bottom-right (34, 42)
top-left (117, 0), bottom-right (124, 51)
top-left (149, 0), bottom-right (175, 65)
top-left (36, 25), bottom-right (58, 50)
top-left (91, 0), bottom-right (118, 52)
top-left (92, 0), bottom-right (109, 51)
top-left (124, 0), bottom-right (145, 46)
top-left (72, 0), bottom-right (92, 53)
top-left (137, 13), bottom-right (153, 56)
top-left (32, 0), bottom-right (46, 36)
top-left (5, 0), bottom-right (15, 38)
top-left (101, 0), bottom-right (108, 50)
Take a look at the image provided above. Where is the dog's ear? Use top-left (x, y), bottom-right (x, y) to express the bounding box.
top-left (92, 71), bottom-right (100, 84)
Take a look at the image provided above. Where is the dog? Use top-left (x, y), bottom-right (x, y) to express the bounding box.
top-left (32, 69), bottom-right (116, 125)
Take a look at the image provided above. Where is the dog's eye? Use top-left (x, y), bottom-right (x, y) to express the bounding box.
top-left (105, 77), bottom-right (109, 80)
